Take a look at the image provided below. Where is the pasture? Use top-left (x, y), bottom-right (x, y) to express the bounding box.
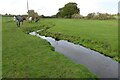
top-left (37, 19), bottom-right (118, 61)
top-left (2, 17), bottom-right (97, 78)
top-left (0, 16), bottom-right (2, 79)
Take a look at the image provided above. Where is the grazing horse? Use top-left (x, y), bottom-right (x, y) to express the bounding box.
top-left (28, 17), bottom-right (33, 22)
top-left (13, 16), bottom-right (16, 21)
top-left (15, 16), bottom-right (23, 27)
top-left (35, 17), bottom-right (39, 22)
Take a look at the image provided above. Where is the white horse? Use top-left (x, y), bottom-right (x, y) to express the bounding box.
top-left (28, 17), bottom-right (32, 22)
top-left (13, 16), bottom-right (16, 21)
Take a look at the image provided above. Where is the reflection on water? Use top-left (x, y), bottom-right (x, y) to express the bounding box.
top-left (30, 31), bottom-right (119, 78)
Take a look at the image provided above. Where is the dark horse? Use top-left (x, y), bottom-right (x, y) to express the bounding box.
top-left (15, 16), bottom-right (23, 27)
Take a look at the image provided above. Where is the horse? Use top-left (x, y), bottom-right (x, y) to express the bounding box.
top-left (13, 16), bottom-right (16, 22)
top-left (35, 17), bottom-right (39, 22)
top-left (14, 15), bottom-right (24, 27)
top-left (28, 17), bottom-right (39, 22)
top-left (28, 17), bottom-right (33, 22)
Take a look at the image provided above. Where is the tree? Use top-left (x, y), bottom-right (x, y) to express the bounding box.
top-left (71, 13), bottom-right (81, 19)
top-left (56, 2), bottom-right (80, 18)
top-left (5, 13), bottom-right (8, 16)
top-left (86, 13), bottom-right (95, 19)
top-left (86, 12), bottom-right (116, 20)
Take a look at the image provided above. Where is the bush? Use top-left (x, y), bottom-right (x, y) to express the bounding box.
top-left (86, 13), bottom-right (116, 20)
top-left (71, 14), bottom-right (81, 19)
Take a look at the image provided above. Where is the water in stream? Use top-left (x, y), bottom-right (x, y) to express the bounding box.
top-left (30, 31), bottom-right (119, 78)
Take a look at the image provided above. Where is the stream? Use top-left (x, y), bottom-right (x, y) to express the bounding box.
top-left (29, 31), bottom-right (119, 78)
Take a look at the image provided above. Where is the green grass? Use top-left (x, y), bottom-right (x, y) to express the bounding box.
top-left (2, 17), bottom-right (97, 78)
top-left (0, 16), bottom-right (2, 79)
top-left (36, 18), bottom-right (118, 61)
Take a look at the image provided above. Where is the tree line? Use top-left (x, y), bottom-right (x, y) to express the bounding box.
top-left (2, 2), bottom-right (118, 20)
top-left (86, 12), bottom-right (118, 20)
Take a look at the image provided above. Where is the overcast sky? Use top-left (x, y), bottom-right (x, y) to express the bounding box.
top-left (0, 0), bottom-right (119, 16)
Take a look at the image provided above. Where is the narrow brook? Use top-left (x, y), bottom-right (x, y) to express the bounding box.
top-left (30, 31), bottom-right (119, 78)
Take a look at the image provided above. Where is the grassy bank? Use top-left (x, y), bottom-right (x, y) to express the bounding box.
top-left (36, 18), bottom-right (118, 61)
top-left (0, 16), bottom-right (2, 79)
top-left (2, 17), bottom-right (97, 78)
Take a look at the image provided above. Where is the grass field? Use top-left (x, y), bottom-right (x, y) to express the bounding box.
top-left (0, 16), bottom-right (2, 79)
top-left (2, 17), bottom-right (97, 78)
top-left (36, 18), bottom-right (118, 61)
